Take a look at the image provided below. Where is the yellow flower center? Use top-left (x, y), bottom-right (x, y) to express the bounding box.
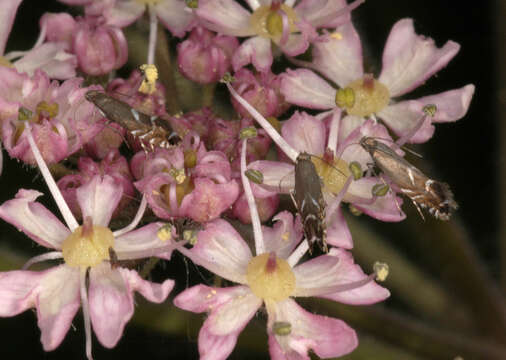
top-left (246, 252), bottom-right (295, 302)
top-left (335, 76), bottom-right (390, 117)
top-left (36, 101), bottom-right (59, 118)
top-left (250, 5), bottom-right (299, 43)
top-left (312, 156), bottom-right (351, 195)
top-left (61, 221), bottom-right (115, 268)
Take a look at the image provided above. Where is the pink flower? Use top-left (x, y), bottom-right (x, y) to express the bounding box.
top-left (0, 1), bottom-right (77, 79)
top-left (281, 19), bottom-right (475, 143)
top-left (231, 68), bottom-right (290, 119)
top-left (73, 15), bottom-right (128, 76)
top-left (0, 128), bottom-right (177, 359)
top-left (248, 111), bottom-right (405, 249)
top-left (174, 215), bottom-right (388, 359)
top-left (173, 135), bottom-right (389, 359)
top-left (195, 0), bottom-right (362, 71)
top-left (178, 26), bottom-right (239, 84)
top-left (0, 177), bottom-right (175, 359)
top-left (0, 67), bottom-right (103, 166)
top-left (133, 138), bottom-right (239, 223)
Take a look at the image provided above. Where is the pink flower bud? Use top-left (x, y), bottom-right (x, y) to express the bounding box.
top-left (40, 12), bottom-right (77, 50)
top-left (231, 68), bottom-right (290, 119)
top-left (177, 26), bottom-right (239, 84)
top-left (73, 16), bottom-right (127, 76)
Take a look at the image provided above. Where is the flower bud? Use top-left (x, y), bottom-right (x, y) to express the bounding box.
top-left (177, 26), bottom-right (239, 84)
top-left (73, 17), bottom-right (128, 76)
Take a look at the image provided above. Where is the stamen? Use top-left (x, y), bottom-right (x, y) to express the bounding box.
top-left (79, 268), bottom-right (93, 360)
top-left (326, 110), bottom-right (341, 154)
top-left (241, 139), bottom-right (265, 255)
top-left (287, 239), bottom-right (309, 267)
top-left (272, 321), bottom-right (292, 336)
top-left (226, 82), bottom-right (299, 162)
top-left (22, 251), bottom-right (63, 270)
top-left (146, 6), bottom-right (158, 65)
top-left (295, 272), bottom-right (377, 297)
top-left (325, 175), bottom-right (353, 223)
top-left (394, 105), bottom-right (437, 148)
top-left (278, 10), bottom-right (290, 46)
top-left (25, 122), bottom-right (79, 231)
top-left (113, 195), bottom-right (148, 237)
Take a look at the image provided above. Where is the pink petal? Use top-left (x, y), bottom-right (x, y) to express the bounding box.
top-left (248, 160), bottom-right (295, 193)
top-left (346, 178), bottom-right (406, 222)
top-left (76, 175), bottom-right (122, 227)
top-left (417, 84), bottom-right (475, 123)
top-left (294, 0), bottom-right (350, 28)
top-left (0, 189), bottom-right (70, 249)
top-left (379, 18), bottom-right (460, 97)
top-left (14, 42), bottom-right (77, 80)
top-left (281, 111), bottom-right (326, 156)
top-left (325, 207), bottom-right (353, 249)
top-left (155, 0), bottom-right (196, 38)
top-left (337, 117), bottom-right (393, 168)
top-left (0, 270), bottom-right (46, 317)
top-left (37, 265), bottom-right (81, 351)
top-left (311, 22), bottom-right (363, 88)
top-left (262, 211), bottom-right (302, 258)
top-left (232, 36), bottom-right (272, 72)
top-left (114, 222), bottom-right (174, 260)
top-left (280, 69), bottom-right (336, 109)
top-left (174, 284), bottom-right (251, 313)
top-left (104, 1), bottom-right (145, 28)
top-left (88, 263), bottom-right (173, 348)
top-left (188, 219), bottom-right (252, 283)
top-left (378, 100), bottom-right (435, 143)
top-left (174, 285), bottom-right (261, 360)
top-left (180, 177), bottom-right (239, 222)
top-left (198, 322), bottom-right (242, 360)
top-left (0, 0), bottom-right (22, 55)
top-left (268, 299), bottom-right (357, 358)
top-left (0, 265), bottom-right (80, 350)
top-left (206, 289), bottom-right (261, 335)
top-left (196, 0), bottom-right (254, 37)
top-left (322, 249), bottom-right (390, 304)
top-left (279, 20), bottom-right (316, 57)
top-left (293, 249), bottom-right (389, 303)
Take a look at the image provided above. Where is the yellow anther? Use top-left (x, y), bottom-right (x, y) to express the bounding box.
top-left (374, 262), bottom-right (389, 282)
top-left (330, 32), bottom-right (343, 40)
top-left (138, 64), bottom-right (158, 94)
top-left (157, 224), bottom-right (173, 242)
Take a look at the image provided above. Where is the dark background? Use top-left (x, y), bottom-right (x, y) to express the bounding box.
top-left (0, 0), bottom-right (501, 359)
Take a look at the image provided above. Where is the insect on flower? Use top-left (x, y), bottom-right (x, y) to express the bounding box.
top-left (360, 137), bottom-right (458, 220)
top-left (293, 152), bottom-right (327, 252)
top-left (85, 90), bottom-right (181, 151)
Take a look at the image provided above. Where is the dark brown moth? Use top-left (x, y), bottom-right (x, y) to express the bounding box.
top-left (360, 136), bottom-right (458, 220)
top-left (85, 90), bottom-right (181, 150)
top-left (293, 152), bottom-right (327, 252)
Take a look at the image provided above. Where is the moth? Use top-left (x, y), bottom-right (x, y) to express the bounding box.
top-left (293, 152), bottom-right (327, 252)
top-left (360, 136), bottom-right (458, 220)
top-left (85, 90), bottom-right (181, 150)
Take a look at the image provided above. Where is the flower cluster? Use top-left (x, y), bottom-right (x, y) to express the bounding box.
top-left (0, 0), bottom-right (473, 359)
